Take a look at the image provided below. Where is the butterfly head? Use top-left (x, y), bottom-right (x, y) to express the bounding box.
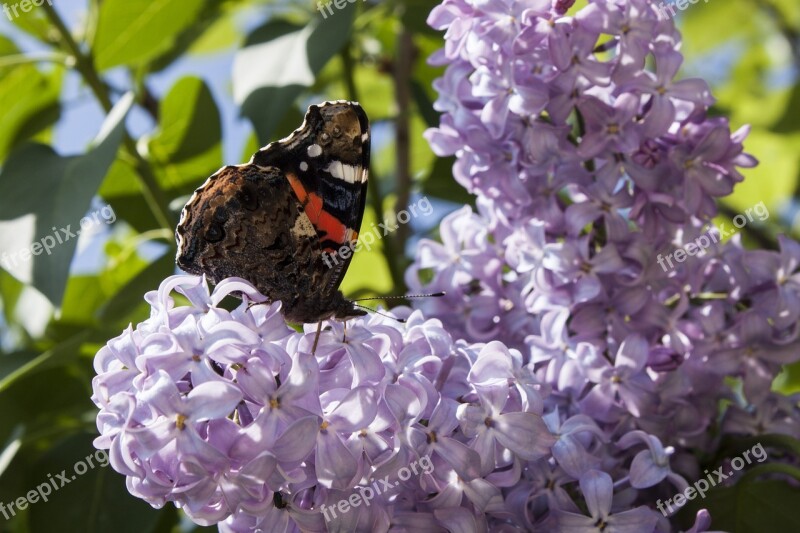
top-left (281, 289), bottom-right (367, 324)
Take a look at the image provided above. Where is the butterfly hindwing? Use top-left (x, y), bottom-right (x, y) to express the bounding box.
top-left (175, 165), bottom-right (319, 303)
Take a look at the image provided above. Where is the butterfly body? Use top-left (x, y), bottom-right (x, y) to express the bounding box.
top-left (175, 101), bottom-right (370, 323)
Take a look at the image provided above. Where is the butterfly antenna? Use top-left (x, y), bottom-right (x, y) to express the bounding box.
top-left (353, 304), bottom-right (407, 323)
top-left (353, 291), bottom-right (446, 302)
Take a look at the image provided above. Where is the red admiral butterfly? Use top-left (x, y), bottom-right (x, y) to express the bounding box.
top-left (175, 101), bottom-right (370, 324)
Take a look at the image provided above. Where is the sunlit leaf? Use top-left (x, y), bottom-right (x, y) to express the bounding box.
top-left (0, 36), bottom-right (62, 161)
top-left (0, 94), bottom-right (133, 305)
top-left (97, 157), bottom-right (159, 232)
top-left (97, 252), bottom-right (174, 325)
top-left (145, 76), bottom-right (222, 191)
top-left (340, 205), bottom-right (393, 299)
top-left (679, 0), bottom-right (757, 53)
top-left (93, 0), bottom-right (207, 70)
top-left (187, 3), bottom-right (241, 54)
top-left (233, 5), bottom-right (356, 143)
top-left (728, 129), bottom-right (799, 215)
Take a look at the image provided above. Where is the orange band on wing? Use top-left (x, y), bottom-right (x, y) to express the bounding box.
top-left (286, 173), bottom-right (309, 203)
top-left (286, 173), bottom-right (349, 247)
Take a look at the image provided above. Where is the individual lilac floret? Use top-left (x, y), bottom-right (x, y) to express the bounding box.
top-left (554, 470), bottom-right (660, 532)
top-left (91, 275), bottom-right (556, 531)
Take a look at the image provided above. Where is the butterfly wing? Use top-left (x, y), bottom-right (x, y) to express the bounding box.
top-left (175, 164), bottom-right (320, 311)
top-left (175, 101), bottom-right (369, 323)
top-left (251, 101), bottom-right (370, 296)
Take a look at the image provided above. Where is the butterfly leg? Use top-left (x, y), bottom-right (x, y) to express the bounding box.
top-left (312, 320), bottom-right (323, 355)
top-left (343, 320), bottom-right (347, 343)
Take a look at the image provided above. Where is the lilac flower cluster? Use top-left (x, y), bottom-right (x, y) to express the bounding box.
top-left (91, 275), bottom-right (558, 531)
top-left (407, 0), bottom-right (800, 529)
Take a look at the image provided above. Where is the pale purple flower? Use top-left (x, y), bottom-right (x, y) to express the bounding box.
top-left (554, 470), bottom-right (660, 532)
top-left (92, 275), bottom-right (555, 530)
top-left (409, 0), bottom-right (800, 530)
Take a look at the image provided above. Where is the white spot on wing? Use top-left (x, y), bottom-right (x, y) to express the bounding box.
top-left (343, 164), bottom-right (357, 183)
top-left (307, 144), bottom-right (322, 157)
top-left (325, 162), bottom-right (364, 183)
top-left (327, 161), bottom-right (343, 179)
top-left (300, 161), bottom-right (309, 171)
top-left (292, 211), bottom-right (316, 238)
top-left (361, 132), bottom-right (369, 142)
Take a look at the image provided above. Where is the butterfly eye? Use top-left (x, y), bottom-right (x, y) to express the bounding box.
top-left (332, 125), bottom-right (342, 138)
top-left (206, 223), bottom-right (224, 243)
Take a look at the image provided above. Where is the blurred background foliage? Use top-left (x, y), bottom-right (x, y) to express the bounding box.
top-left (0, 0), bottom-right (798, 531)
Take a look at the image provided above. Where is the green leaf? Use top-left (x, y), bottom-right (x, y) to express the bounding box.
top-left (775, 360), bottom-right (800, 394)
top-left (187, 2), bottom-right (241, 55)
top-left (92, 0), bottom-right (207, 70)
top-left (7, 0), bottom-right (52, 41)
top-left (727, 129), bottom-right (799, 215)
top-left (26, 433), bottom-right (165, 533)
top-left (234, 7), bottom-right (356, 143)
top-left (340, 205), bottom-right (393, 298)
top-left (100, 78), bottom-right (222, 232)
top-left (680, 0), bottom-right (758, 53)
top-left (0, 333), bottom-right (87, 394)
top-left (677, 479), bottom-right (800, 532)
top-left (373, 113), bottom-right (435, 183)
top-left (97, 252), bottom-right (174, 324)
top-left (97, 157), bottom-right (159, 232)
top-left (0, 93), bottom-right (133, 305)
top-left (400, 0), bottom-right (440, 35)
top-left (772, 83), bottom-right (800, 134)
top-left (0, 366), bottom-right (91, 500)
top-left (146, 76), bottom-right (222, 190)
top-left (0, 36), bottom-right (62, 161)
top-left (59, 275), bottom-right (109, 327)
top-left (0, 270), bottom-right (54, 339)
top-left (147, 0), bottom-right (231, 72)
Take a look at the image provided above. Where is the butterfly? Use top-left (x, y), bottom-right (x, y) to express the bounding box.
top-left (175, 101), bottom-right (370, 325)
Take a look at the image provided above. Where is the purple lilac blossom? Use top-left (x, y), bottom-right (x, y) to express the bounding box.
top-left (407, 0), bottom-right (800, 530)
top-left (91, 275), bottom-right (556, 531)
